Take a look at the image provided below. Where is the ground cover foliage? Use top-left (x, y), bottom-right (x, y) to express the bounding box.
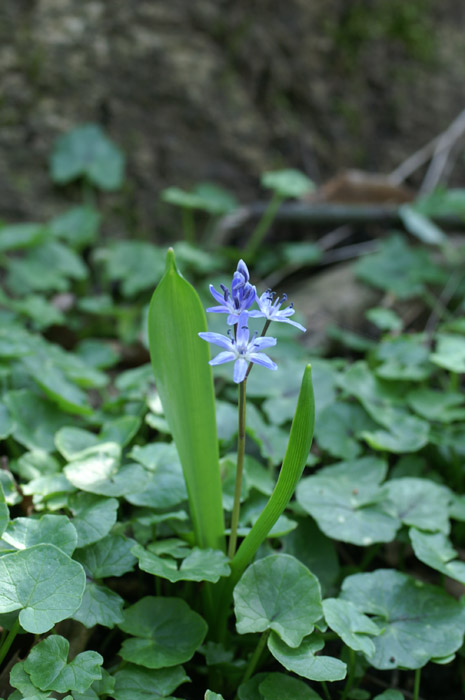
top-left (1, 126), bottom-right (465, 700)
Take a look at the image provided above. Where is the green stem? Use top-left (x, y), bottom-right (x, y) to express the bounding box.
top-left (245, 192), bottom-right (284, 259)
top-left (341, 647), bottom-right (356, 700)
top-left (239, 630), bottom-right (270, 689)
top-left (181, 208), bottom-right (196, 244)
top-left (228, 379), bottom-right (247, 559)
top-left (413, 667), bottom-right (421, 700)
top-left (0, 617), bottom-right (20, 667)
top-left (320, 681), bottom-right (331, 700)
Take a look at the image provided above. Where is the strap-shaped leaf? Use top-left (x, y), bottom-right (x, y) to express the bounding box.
top-left (148, 250), bottom-right (225, 551)
top-left (230, 365), bottom-right (315, 584)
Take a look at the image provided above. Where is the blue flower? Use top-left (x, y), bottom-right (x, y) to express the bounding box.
top-left (249, 290), bottom-right (306, 332)
top-left (207, 259), bottom-right (256, 325)
top-left (199, 312), bottom-right (277, 383)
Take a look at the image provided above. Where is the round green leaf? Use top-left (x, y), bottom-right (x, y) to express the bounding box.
top-left (4, 390), bottom-right (70, 452)
top-left (315, 401), bottom-right (376, 459)
top-left (267, 633), bottom-right (346, 682)
top-left (385, 478), bottom-right (451, 533)
top-left (0, 402), bottom-right (14, 440)
top-left (68, 493), bottom-right (119, 548)
top-left (132, 543), bottom-right (230, 583)
top-left (297, 457), bottom-right (399, 546)
top-left (409, 528), bottom-right (465, 584)
top-left (261, 169), bottom-right (315, 198)
top-left (72, 581), bottom-right (124, 629)
top-left (113, 664), bottom-right (188, 700)
top-left (407, 387), bottom-right (465, 423)
top-left (75, 534), bottom-right (136, 578)
top-left (118, 596), bottom-right (207, 668)
top-left (64, 450), bottom-right (148, 497)
top-left (0, 544), bottom-right (86, 633)
top-left (51, 124), bottom-right (125, 190)
top-left (259, 671), bottom-right (323, 699)
top-left (431, 333), bottom-right (465, 373)
top-left (126, 443), bottom-right (187, 508)
top-left (0, 484), bottom-right (9, 539)
top-left (3, 515), bottom-right (77, 556)
top-left (234, 554), bottom-right (322, 648)
top-left (341, 569), bottom-right (465, 669)
top-left (322, 598), bottom-right (380, 656)
top-left (24, 635), bottom-right (102, 693)
top-left (10, 661), bottom-right (52, 700)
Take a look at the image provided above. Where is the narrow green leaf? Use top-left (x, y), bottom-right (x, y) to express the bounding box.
top-left (148, 249), bottom-right (224, 551)
top-left (230, 365), bottom-right (314, 585)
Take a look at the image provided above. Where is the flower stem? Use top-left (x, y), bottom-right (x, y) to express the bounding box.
top-left (0, 616), bottom-right (20, 667)
top-left (228, 378), bottom-right (247, 559)
top-left (181, 207), bottom-right (196, 244)
top-left (413, 667), bottom-right (421, 700)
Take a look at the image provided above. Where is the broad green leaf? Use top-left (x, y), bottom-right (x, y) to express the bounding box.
top-left (355, 234), bottom-right (444, 298)
top-left (148, 249), bottom-right (224, 550)
top-left (55, 428), bottom-right (100, 461)
top-left (100, 415), bottom-right (141, 447)
top-left (193, 182), bottom-right (238, 214)
top-left (51, 124), bottom-right (125, 190)
top-left (7, 241), bottom-right (87, 295)
top-left (341, 569), bottom-right (465, 669)
top-left (75, 534), bottom-right (136, 578)
top-left (68, 493), bottom-right (118, 547)
top-left (72, 581), bottom-right (124, 628)
top-left (161, 186), bottom-right (205, 209)
top-left (24, 635), bottom-right (102, 693)
top-left (0, 484), bottom-right (8, 539)
top-left (14, 450), bottom-right (61, 481)
top-left (101, 240), bottom-right (165, 297)
top-left (9, 662), bottom-right (51, 700)
top-left (431, 333), bottom-right (465, 373)
top-left (75, 338), bottom-right (120, 369)
top-left (3, 515), bottom-right (77, 556)
top-left (126, 443), bottom-right (187, 508)
top-left (113, 664), bottom-right (188, 700)
top-left (246, 404), bottom-right (289, 465)
top-left (0, 222), bottom-right (48, 252)
top-left (0, 403), bottom-right (14, 440)
top-left (315, 401), bottom-right (376, 459)
top-left (0, 544), bottom-right (85, 633)
top-left (399, 204), bottom-right (446, 244)
top-left (21, 356), bottom-right (92, 416)
top-left (4, 390), bottom-right (69, 452)
top-left (373, 692), bottom-right (405, 700)
top-left (73, 669), bottom-right (115, 700)
top-left (22, 474), bottom-right (75, 509)
top-left (238, 673), bottom-right (268, 700)
top-left (373, 334), bottom-right (431, 381)
top-left (361, 412), bottom-right (430, 453)
top-left (230, 366), bottom-right (314, 587)
top-left (282, 519), bottom-right (339, 595)
top-left (407, 387), bottom-right (465, 423)
top-left (205, 692), bottom-right (225, 700)
top-left (267, 634), bottom-right (346, 682)
top-left (259, 671), bottom-right (323, 699)
top-left (234, 554), bottom-right (322, 647)
top-left (385, 478), bottom-right (451, 533)
top-left (49, 205), bottom-right (101, 249)
top-left (132, 543), bottom-right (230, 583)
top-left (12, 295), bottom-right (65, 330)
top-left (118, 596), bottom-right (207, 668)
top-left (64, 450), bottom-right (148, 497)
top-left (0, 471), bottom-right (20, 506)
top-left (297, 457), bottom-right (399, 546)
top-left (322, 598), bottom-right (380, 656)
top-left (409, 528), bottom-right (465, 584)
top-left (365, 307), bottom-right (403, 332)
top-left (261, 169), bottom-right (315, 198)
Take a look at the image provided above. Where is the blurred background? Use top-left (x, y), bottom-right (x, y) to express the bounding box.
top-left (1, 0), bottom-right (465, 233)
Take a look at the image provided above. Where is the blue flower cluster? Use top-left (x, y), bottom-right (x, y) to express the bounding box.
top-left (199, 260), bottom-right (306, 383)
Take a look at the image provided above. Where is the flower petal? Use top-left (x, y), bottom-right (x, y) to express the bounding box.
top-left (249, 353), bottom-right (278, 371)
top-left (206, 305), bottom-right (229, 314)
top-left (236, 313), bottom-right (250, 344)
top-left (280, 318), bottom-right (307, 332)
top-left (209, 351), bottom-right (236, 366)
top-left (198, 332), bottom-right (234, 350)
top-left (209, 284), bottom-right (228, 305)
top-left (252, 336), bottom-right (277, 350)
top-left (233, 358), bottom-right (248, 383)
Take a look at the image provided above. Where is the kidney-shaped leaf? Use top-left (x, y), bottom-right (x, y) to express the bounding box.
top-left (385, 478), bottom-right (451, 534)
top-left (267, 633), bottom-right (346, 682)
top-left (132, 543), bottom-right (229, 583)
top-left (322, 598), bottom-right (380, 656)
top-left (113, 664), bottom-right (188, 700)
top-left (341, 569), bottom-right (465, 669)
top-left (24, 635), bottom-right (102, 693)
top-left (118, 596), bottom-right (207, 668)
top-left (72, 581), bottom-right (125, 629)
top-left (0, 544), bottom-right (86, 633)
top-left (3, 514), bottom-right (77, 556)
top-left (234, 554), bottom-right (322, 648)
top-left (409, 528), bottom-right (465, 584)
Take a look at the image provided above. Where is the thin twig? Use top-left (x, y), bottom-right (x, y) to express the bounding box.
top-left (420, 108), bottom-right (465, 194)
top-left (388, 135), bottom-right (441, 185)
top-left (321, 240), bottom-right (378, 264)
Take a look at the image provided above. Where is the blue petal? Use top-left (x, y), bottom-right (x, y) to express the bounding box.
top-left (198, 332), bottom-right (234, 350)
top-left (210, 351), bottom-right (236, 366)
top-left (279, 317), bottom-right (307, 332)
top-left (233, 358), bottom-right (248, 383)
top-left (249, 353), bottom-right (278, 371)
top-left (236, 313), bottom-right (250, 345)
top-left (206, 305), bottom-right (229, 314)
top-left (209, 285), bottom-right (228, 305)
top-left (252, 336), bottom-right (277, 350)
